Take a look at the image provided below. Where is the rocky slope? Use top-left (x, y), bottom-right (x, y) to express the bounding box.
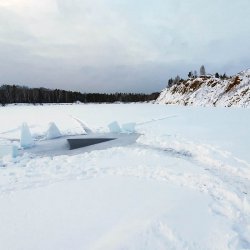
top-left (156, 69), bottom-right (250, 107)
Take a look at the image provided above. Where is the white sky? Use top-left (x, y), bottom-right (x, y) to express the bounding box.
top-left (0, 0), bottom-right (250, 93)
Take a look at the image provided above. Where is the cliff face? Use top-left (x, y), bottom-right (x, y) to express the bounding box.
top-left (156, 69), bottom-right (250, 107)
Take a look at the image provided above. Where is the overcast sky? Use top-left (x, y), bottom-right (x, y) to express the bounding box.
top-left (0, 0), bottom-right (250, 93)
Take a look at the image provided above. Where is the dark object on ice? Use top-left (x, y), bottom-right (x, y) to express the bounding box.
top-left (67, 138), bottom-right (116, 150)
top-left (25, 133), bottom-right (139, 156)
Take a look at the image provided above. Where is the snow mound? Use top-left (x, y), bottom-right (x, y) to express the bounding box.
top-left (156, 69), bottom-right (250, 107)
top-left (46, 122), bottom-right (62, 139)
top-left (20, 123), bottom-right (34, 148)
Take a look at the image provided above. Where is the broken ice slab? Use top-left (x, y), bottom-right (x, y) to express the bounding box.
top-left (46, 122), bottom-right (62, 139)
top-left (108, 121), bottom-right (121, 133)
top-left (20, 122), bottom-right (34, 148)
top-left (121, 123), bottom-right (136, 133)
top-left (0, 145), bottom-right (19, 158)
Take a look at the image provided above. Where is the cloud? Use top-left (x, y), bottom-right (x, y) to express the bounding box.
top-left (0, 0), bottom-right (249, 92)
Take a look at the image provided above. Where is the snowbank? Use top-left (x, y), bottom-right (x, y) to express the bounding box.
top-left (156, 69), bottom-right (250, 108)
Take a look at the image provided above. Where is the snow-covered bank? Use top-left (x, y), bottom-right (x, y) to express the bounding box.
top-left (156, 69), bottom-right (250, 107)
top-left (0, 104), bottom-right (249, 249)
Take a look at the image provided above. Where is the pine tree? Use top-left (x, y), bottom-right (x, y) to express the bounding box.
top-left (188, 71), bottom-right (193, 78)
top-left (200, 65), bottom-right (206, 76)
top-left (168, 78), bottom-right (174, 87)
top-left (173, 75), bottom-right (180, 85)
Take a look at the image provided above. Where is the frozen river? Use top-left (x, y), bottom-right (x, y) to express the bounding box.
top-left (0, 103), bottom-right (249, 250)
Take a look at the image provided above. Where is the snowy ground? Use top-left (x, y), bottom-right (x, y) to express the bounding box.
top-left (0, 103), bottom-right (250, 250)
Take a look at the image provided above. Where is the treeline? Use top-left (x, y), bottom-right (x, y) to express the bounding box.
top-left (0, 85), bottom-right (159, 105)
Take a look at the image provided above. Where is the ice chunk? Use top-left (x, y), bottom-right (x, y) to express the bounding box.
top-left (108, 121), bottom-right (121, 133)
top-left (0, 144), bottom-right (19, 158)
top-left (71, 117), bottom-right (91, 134)
top-left (46, 122), bottom-right (62, 139)
top-left (121, 123), bottom-right (136, 133)
top-left (12, 145), bottom-right (19, 158)
top-left (0, 145), bottom-right (12, 158)
top-left (20, 122), bottom-right (34, 148)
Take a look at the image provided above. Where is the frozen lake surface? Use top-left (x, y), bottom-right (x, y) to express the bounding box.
top-left (0, 103), bottom-right (249, 250)
top-left (25, 133), bottom-right (140, 156)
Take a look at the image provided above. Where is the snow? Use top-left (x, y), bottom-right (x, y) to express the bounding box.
top-left (20, 122), bottom-right (34, 148)
top-left (0, 177), bottom-right (232, 250)
top-left (46, 122), bottom-right (62, 139)
top-left (0, 103), bottom-right (249, 249)
top-left (156, 69), bottom-right (250, 107)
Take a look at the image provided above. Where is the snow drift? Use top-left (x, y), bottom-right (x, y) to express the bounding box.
top-left (156, 69), bottom-right (250, 107)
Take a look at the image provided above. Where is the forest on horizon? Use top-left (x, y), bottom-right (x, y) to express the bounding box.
top-left (0, 85), bottom-right (159, 105)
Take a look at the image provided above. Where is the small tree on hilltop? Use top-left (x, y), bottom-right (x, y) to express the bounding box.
top-left (188, 71), bottom-right (193, 78)
top-left (173, 75), bottom-right (181, 85)
top-left (200, 65), bottom-right (206, 76)
top-left (215, 72), bottom-right (219, 78)
top-left (222, 73), bottom-right (227, 79)
top-left (167, 78), bottom-right (174, 88)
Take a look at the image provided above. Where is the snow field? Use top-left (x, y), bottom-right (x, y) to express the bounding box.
top-left (0, 103), bottom-right (249, 249)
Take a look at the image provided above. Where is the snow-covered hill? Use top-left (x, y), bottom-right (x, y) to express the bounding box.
top-left (156, 69), bottom-right (250, 107)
